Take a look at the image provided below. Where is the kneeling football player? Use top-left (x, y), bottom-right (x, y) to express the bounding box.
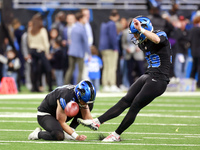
top-left (28, 80), bottom-right (96, 141)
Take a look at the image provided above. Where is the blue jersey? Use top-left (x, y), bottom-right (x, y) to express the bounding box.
top-left (87, 55), bottom-right (103, 80)
top-left (138, 30), bottom-right (172, 81)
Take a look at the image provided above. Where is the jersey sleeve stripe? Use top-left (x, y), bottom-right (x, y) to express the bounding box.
top-left (59, 98), bottom-right (66, 110)
top-left (156, 31), bottom-right (168, 39)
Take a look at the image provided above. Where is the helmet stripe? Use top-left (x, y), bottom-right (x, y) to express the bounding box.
top-left (84, 80), bottom-right (95, 101)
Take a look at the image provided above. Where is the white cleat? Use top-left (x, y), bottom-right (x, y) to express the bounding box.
top-left (28, 127), bottom-right (42, 140)
top-left (102, 133), bottom-right (121, 142)
top-left (77, 118), bottom-right (100, 131)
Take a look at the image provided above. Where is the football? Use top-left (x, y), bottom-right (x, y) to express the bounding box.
top-left (64, 101), bottom-right (79, 117)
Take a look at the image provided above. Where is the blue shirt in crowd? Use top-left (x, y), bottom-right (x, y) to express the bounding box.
top-left (68, 22), bottom-right (91, 58)
top-left (98, 20), bottom-right (119, 51)
top-left (86, 55), bottom-right (103, 80)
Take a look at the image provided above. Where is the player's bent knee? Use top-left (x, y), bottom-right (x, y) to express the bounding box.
top-left (51, 130), bottom-right (64, 141)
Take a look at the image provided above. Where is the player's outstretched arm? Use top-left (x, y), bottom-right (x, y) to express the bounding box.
top-left (80, 104), bottom-right (93, 119)
top-left (133, 18), bottom-right (160, 44)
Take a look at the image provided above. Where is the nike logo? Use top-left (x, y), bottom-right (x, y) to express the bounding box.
top-left (152, 79), bottom-right (157, 82)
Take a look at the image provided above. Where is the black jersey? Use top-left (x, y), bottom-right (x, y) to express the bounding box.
top-left (138, 30), bottom-right (172, 82)
top-left (38, 85), bottom-right (78, 118)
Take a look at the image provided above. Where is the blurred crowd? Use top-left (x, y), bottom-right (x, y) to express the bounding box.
top-left (0, 1), bottom-right (200, 93)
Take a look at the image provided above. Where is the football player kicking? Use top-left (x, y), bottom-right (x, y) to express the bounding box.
top-left (78, 16), bottom-right (172, 142)
top-left (28, 80), bottom-right (96, 141)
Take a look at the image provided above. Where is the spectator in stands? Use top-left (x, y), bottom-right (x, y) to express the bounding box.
top-left (190, 4), bottom-right (200, 22)
top-left (173, 15), bottom-right (190, 79)
top-left (81, 8), bottom-right (94, 80)
top-left (86, 45), bottom-right (103, 92)
top-left (28, 13), bottom-right (52, 92)
top-left (49, 28), bottom-right (59, 52)
top-left (64, 12), bottom-right (91, 84)
top-left (121, 18), bottom-right (135, 88)
top-left (48, 36), bottom-right (65, 87)
top-left (12, 18), bottom-right (25, 91)
top-left (81, 8), bottom-right (94, 47)
top-left (21, 21), bottom-right (32, 90)
top-left (0, 38), bottom-right (10, 81)
top-left (118, 18), bottom-right (130, 90)
top-left (62, 13), bottom-right (76, 75)
top-left (116, 20), bottom-right (124, 90)
top-left (147, 6), bottom-right (174, 37)
top-left (63, 13), bottom-right (76, 48)
top-left (0, 49), bottom-right (21, 88)
top-left (162, 2), bottom-right (181, 27)
top-left (189, 16), bottom-right (200, 88)
top-left (162, 3), bottom-right (180, 78)
top-left (51, 11), bottom-right (66, 38)
top-left (133, 47), bottom-right (145, 80)
top-left (99, 9), bottom-right (120, 92)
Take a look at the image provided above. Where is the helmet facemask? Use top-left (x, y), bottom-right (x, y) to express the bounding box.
top-left (129, 31), bottom-right (146, 45)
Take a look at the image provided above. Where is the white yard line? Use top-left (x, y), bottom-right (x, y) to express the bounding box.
top-left (185, 136), bottom-right (200, 138)
top-left (1, 129), bottom-right (200, 136)
top-left (1, 101), bottom-right (200, 108)
top-left (149, 104), bottom-right (200, 107)
top-left (0, 107), bottom-right (36, 110)
top-left (0, 101), bottom-right (40, 104)
top-left (143, 109), bottom-right (200, 112)
top-left (0, 120), bottom-right (198, 126)
top-left (0, 120), bottom-right (37, 123)
top-left (143, 137), bottom-right (185, 140)
top-left (0, 92), bottom-right (200, 99)
top-left (1, 107), bottom-right (200, 113)
top-left (0, 140), bottom-right (200, 147)
top-left (0, 112), bottom-right (200, 118)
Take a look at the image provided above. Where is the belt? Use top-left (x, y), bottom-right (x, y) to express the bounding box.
top-left (37, 111), bottom-right (51, 116)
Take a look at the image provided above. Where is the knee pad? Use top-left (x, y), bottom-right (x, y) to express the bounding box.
top-left (51, 130), bottom-right (64, 141)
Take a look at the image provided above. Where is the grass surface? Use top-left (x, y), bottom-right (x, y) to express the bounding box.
top-left (0, 94), bottom-right (200, 150)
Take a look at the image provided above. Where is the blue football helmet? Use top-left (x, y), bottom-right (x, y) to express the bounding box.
top-left (129, 16), bottom-right (153, 44)
top-left (75, 80), bottom-right (96, 103)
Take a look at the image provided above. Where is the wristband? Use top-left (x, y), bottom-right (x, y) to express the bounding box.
top-left (71, 132), bottom-right (79, 139)
top-left (140, 28), bottom-right (145, 34)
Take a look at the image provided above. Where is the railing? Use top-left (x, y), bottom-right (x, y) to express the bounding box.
top-left (12, 0), bottom-right (200, 10)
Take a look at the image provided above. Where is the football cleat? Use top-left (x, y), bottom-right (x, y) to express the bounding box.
top-left (102, 133), bottom-right (121, 142)
top-left (77, 118), bottom-right (100, 131)
top-left (28, 127), bottom-right (42, 140)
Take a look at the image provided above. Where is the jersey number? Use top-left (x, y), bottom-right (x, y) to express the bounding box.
top-left (145, 54), bottom-right (161, 68)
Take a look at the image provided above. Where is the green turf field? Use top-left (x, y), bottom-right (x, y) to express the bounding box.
top-left (0, 94), bottom-right (200, 150)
